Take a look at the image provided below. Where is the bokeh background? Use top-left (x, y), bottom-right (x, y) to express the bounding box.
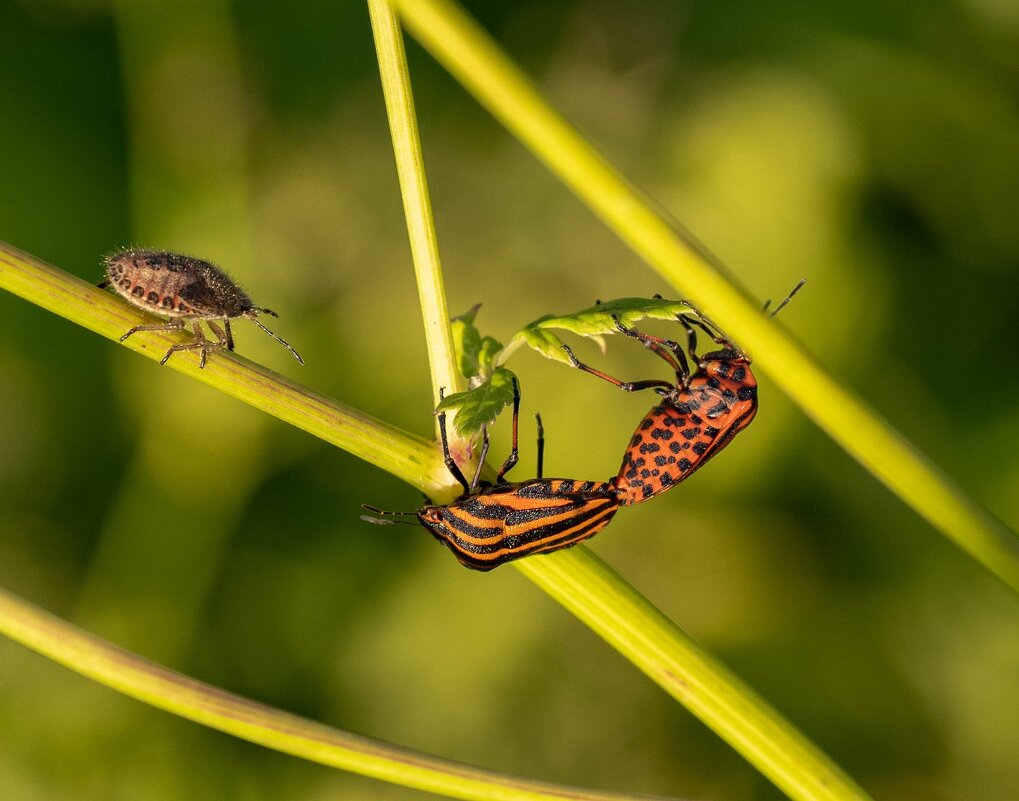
top-left (2, 1), bottom-right (1018, 799)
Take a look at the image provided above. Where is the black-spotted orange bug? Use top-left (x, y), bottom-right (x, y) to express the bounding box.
top-left (362, 377), bottom-right (620, 571)
top-left (99, 249), bottom-right (303, 368)
top-left (565, 282), bottom-right (804, 505)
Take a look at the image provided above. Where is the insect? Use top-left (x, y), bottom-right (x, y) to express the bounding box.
top-left (98, 248), bottom-right (303, 368)
top-left (362, 378), bottom-right (620, 571)
top-left (564, 282), bottom-right (804, 505)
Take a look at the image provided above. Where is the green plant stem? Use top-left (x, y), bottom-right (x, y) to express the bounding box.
top-left (0, 242), bottom-right (447, 498)
top-left (516, 549), bottom-right (872, 801)
top-left (369, 0), bottom-right (462, 411)
top-left (0, 586), bottom-right (682, 801)
top-left (390, 0), bottom-right (1019, 594)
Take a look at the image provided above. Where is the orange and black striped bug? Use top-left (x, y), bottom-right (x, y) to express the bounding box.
top-left (564, 282), bottom-right (804, 505)
top-left (362, 377), bottom-right (620, 571)
top-left (98, 248), bottom-right (303, 368)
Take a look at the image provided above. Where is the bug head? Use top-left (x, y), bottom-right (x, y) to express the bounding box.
top-left (241, 308), bottom-right (304, 365)
top-left (417, 506), bottom-right (444, 526)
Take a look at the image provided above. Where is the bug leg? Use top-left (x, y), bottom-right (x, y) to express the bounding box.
top-left (496, 376), bottom-right (521, 482)
top-left (156, 322), bottom-right (223, 368)
top-left (208, 319), bottom-right (234, 351)
top-left (195, 321), bottom-right (213, 368)
top-left (470, 427), bottom-right (490, 491)
top-left (562, 344), bottom-right (674, 393)
top-left (120, 319), bottom-right (205, 366)
top-left (436, 389), bottom-right (471, 496)
top-left (118, 319), bottom-right (186, 343)
top-left (675, 315), bottom-right (700, 371)
top-left (157, 341), bottom-right (208, 367)
top-left (678, 313), bottom-right (747, 367)
top-left (534, 413), bottom-right (544, 479)
top-left (612, 315), bottom-right (691, 385)
top-left (677, 308), bottom-right (731, 351)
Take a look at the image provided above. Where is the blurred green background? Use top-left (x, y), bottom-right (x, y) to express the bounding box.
top-left (2, 1), bottom-right (1018, 799)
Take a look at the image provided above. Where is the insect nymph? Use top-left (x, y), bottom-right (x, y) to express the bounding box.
top-left (363, 378), bottom-right (620, 571)
top-left (99, 249), bottom-right (303, 368)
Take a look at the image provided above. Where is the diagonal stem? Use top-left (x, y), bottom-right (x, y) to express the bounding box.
top-left (0, 585), bottom-right (684, 801)
top-left (0, 241), bottom-right (449, 498)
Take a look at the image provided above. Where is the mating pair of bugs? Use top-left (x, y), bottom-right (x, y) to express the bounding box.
top-left (364, 289), bottom-right (802, 570)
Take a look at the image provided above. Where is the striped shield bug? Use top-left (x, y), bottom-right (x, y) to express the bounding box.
top-left (99, 248), bottom-right (303, 368)
top-left (363, 377), bottom-right (620, 571)
top-left (564, 282), bottom-right (804, 505)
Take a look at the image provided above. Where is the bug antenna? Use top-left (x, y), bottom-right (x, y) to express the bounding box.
top-left (360, 504), bottom-right (419, 526)
top-left (245, 312), bottom-right (304, 364)
top-left (534, 413), bottom-right (545, 479)
top-left (256, 307), bottom-right (279, 318)
top-left (766, 279), bottom-right (807, 319)
top-left (361, 514), bottom-right (418, 526)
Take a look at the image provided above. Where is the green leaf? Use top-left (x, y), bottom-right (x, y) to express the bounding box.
top-left (450, 304), bottom-right (482, 377)
top-left (537, 297), bottom-right (699, 334)
top-left (435, 366), bottom-right (516, 436)
top-left (450, 304), bottom-right (504, 380)
top-left (507, 297), bottom-right (698, 365)
top-left (505, 322), bottom-right (577, 365)
top-left (476, 333), bottom-right (503, 373)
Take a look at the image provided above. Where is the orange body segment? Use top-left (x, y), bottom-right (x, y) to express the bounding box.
top-left (613, 353), bottom-right (758, 505)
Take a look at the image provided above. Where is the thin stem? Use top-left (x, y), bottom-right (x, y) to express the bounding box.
top-left (0, 586), bottom-right (683, 801)
top-left (369, 0), bottom-right (462, 411)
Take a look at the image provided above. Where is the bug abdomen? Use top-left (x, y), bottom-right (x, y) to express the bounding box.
top-left (105, 254), bottom-right (201, 317)
top-left (613, 389), bottom-right (758, 505)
